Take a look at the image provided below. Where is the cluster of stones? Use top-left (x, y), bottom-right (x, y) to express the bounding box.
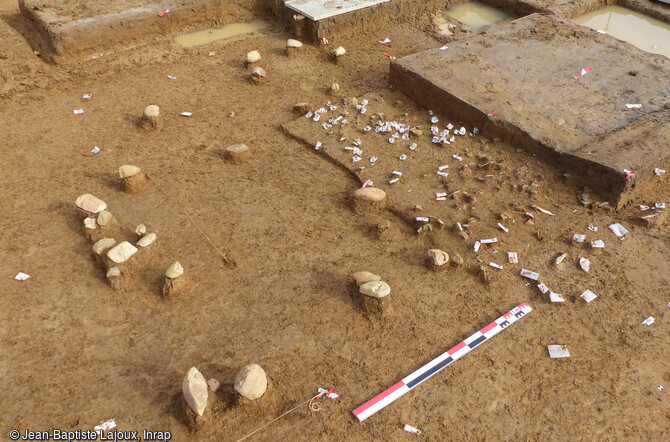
top-left (182, 364), bottom-right (268, 429)
top-left (426, 249), bottom-right (464, 271)
top-left (246, 39), bottom-right (304, 85)
top-left (245, 51), bottom-right (266, 85)
top-left (76, 193), bottom-right (160, 291)
top-left (352, 271), bottom-right (391, 317)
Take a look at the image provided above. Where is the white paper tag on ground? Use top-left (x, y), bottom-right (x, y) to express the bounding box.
top-left (520, 269), bottom-right (539, 280)
top-left (181, 112), bottom-right (192, 117)
top-left (579, 257), bottom-right (590, 272)
top-left (481, 238), bottom-right (497, 244)
top-left (489, 262), bottom-right (503, 269)
top-left (573, 234), bottom-right (586, 242)
top-left (537, 283), bottom-right (549, 294)
top-left (91, 146), bottom-right (100, 154)
top-left (549, 292), bottom-right (565, 303)
top-left (73, 108), bottom-right (84, 114)
top-left (15, 272), bottom-right (30, 281)
top-left (94, 419), bottom-right (116, 434)
top-left (641, 316), bottom-right (655, 326)
top-left (404, 424), bottom-right (421, 435)
top-left (548, 345), bottom-right (570, 358)
top-left (508, 252), bottom-right (518, 264)
top-left (581, 290), bottom-right (597, 303)
top-left (609, 223), bottom-right (628, 237)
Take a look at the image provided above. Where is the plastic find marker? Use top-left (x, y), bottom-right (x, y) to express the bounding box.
top-left (353, 302), bottom-right (532, 422)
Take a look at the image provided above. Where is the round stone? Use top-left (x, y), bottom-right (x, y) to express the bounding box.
top-left (137, 232), bottom-right (156, 247)
top-left (75, 194), bottom-right (107, 213)
top-left (286, 39), bottom-right (303, 48)
top-left (449, 251), bottom-right (464, 266)
top-left (106, 266), bottom-right (121, 278)
top-left (234, 364), bottom-right (267, 400)
top-left (353, 187), bottom-right (386, 202)
top-left (92, 238), bottom-right (116, 255)
top-left (251, 66), bottom-right (266, 77)
top-left (246, 50), bottom-right (261, 64)
top-left (166, 261), bottom-right (184, 279)
top-left (143, 105), bottom-right (160, 118)
top-left (352, 271), bottom-right (381, 287)
top-left (119, 165), bottom-right (142, 179)
top-left (107, 241), bottom-right (138, 264)
top-left (136, 224), bottom-right (147, 235)
top-left (97, 210), bottom-right (113, 227)
top-left (359, 281), bottom-right (391, 298)
top-left (428, 249), bottom-right (449, 266)
top-left (333, 46), bottom-right (346, 57)
top-left (226, 143), bottom-right (250, 155)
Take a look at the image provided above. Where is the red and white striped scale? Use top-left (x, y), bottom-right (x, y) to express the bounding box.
top-left (353, 302), bottom-right (533, 422)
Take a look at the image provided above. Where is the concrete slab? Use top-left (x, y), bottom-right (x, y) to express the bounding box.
top-left (390, 13), bottom-right (670, 207)
top-left (285, 0), bottom-right (389, 21)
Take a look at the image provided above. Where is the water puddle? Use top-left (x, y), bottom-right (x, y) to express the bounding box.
top-left (444, 1), bottom-right (510, 29)
top-left (572, 6), bottom-right (670, 58)
top-left (175, 19), bottom-right (268, 48)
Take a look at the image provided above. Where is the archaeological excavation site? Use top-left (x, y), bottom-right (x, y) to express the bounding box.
top-left (1, 0), bottom-right (669, 439)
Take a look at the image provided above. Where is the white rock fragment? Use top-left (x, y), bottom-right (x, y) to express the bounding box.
top-left (107, 241), bottom-right (138, 264)
top-left (136, 224), bottom-right (147, 235)
top-left (654, 168), bottom-right (665, 176)
top-left (166, 261), bottom-right (184, 279)
top-left (555, 253), bottom-right (567, 265)
top-left (489, 262), bottom-right (503, 269)
top-left (84, 217), bottom-right (97, 229)
top-left (207, 378), bottom-right (221, 392)
top-left (182, 367), bottom-right (208, 416)
top-left (474, 241), bottom-right (481, 252)
top-left (333, 46), bottom-right (346, 57)
top-left (573, 234), bottom-right (586, 243)
top-left (480, 238), bottom-right (497, 244)
top-left (359, 281), bottom-right (391, 298)
top-left (579, 257), bottom-right (590, 272)
top-left (498, 223), bottom-right (509, 233)
top-left (234, 364), bottom-right (268, 400)
top-left (520, 269), bottom-right (540, 280)
top-left (580, 289), bottom-right (597, 303)
top-left (641, 316), bottom-right (655, 326)
top-left (548, 345), bottom-right (571, 358)
top-left (75, 194), bottom-right (107, 213)
top-left (137, 232), bottom-right (156, 247)
top-left (245, 50), bottom-right (261, 65)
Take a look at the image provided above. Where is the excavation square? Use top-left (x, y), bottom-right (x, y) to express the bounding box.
top-left (390, 13), bottom-right (670, 207)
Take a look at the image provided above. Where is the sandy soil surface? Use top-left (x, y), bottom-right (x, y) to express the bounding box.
top-left (1, 0), bottom-right (669, 440)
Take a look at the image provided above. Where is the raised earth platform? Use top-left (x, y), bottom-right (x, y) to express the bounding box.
top-left (18, 0), bottom-right (275, 60)
top-left (390, 13), bottom-right (670, 208)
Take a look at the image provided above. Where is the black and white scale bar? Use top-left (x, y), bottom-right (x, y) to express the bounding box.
top-left (353, 302), bottom-right (532, 422)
